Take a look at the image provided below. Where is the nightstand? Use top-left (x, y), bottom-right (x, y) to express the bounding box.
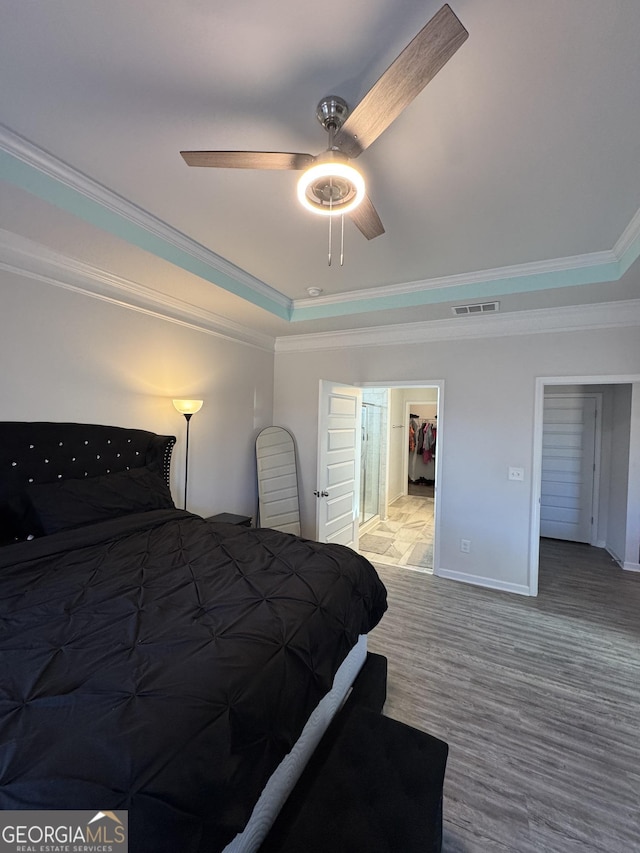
top-left (204, 512), bottom-right (252, 527)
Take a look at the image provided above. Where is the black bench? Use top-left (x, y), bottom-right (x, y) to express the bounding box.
top-left (259, 654), bottom-right (448, 853)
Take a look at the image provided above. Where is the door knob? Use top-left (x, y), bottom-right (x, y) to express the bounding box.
top-left (313, 490), bottom-right (330, 497)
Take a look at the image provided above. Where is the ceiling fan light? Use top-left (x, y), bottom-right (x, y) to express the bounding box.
top-left (297, 161), bottom-right (365, 216)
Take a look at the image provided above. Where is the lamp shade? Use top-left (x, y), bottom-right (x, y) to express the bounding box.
top-left (173, 399), bottom-right (203, 416)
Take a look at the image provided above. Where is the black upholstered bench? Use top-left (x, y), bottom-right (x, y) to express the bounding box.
top-left (259, 656), bottom-right (448, 853)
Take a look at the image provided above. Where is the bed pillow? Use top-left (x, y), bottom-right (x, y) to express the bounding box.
top-left (25, 466), bottom-right (176, 536)
top-left (0, 509), bottom-right (21, 546)
top-left (0, 495), bottom-right (35, 545)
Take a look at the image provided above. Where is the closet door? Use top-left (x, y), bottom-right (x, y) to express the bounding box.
top-left (540, 395), bottom-right (597, 543)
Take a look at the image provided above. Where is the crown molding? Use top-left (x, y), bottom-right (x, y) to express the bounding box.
top-left (0, 123), bottom-right (291, 320)
top-left (2, 123), bottom-right (639, 325)
top-left (0, 229), bottom-right (276, 351)
top-left (614, 206), bottom-right (640, 269)
top-left (275, 299), bottom-right (640, 353)
top-left (292, 249), bottom-right (619, 311)
top-left (289, 208), bottom-right (640, 320)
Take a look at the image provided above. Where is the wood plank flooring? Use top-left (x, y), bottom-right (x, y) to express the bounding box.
top-left (366, 539), bottom-right (640, 852)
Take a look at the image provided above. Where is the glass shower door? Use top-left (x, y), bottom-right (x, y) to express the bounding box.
top-left (360, 403), bottom-right (381, 525)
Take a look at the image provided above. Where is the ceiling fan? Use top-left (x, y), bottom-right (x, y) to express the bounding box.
top-left (181, 4), bottom-right (468, 242)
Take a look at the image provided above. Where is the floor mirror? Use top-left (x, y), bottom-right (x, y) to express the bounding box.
top-left (255, 426), bottom-right (301, 535)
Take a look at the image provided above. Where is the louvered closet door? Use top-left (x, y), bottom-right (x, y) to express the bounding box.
top-left (540, 395), bottom-right (597, 543)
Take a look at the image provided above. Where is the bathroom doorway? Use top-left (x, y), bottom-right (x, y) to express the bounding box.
top-left (358, 384), bottom-right (440, 573)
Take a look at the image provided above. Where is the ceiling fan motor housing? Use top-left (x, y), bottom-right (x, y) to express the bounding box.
top-left (309, 174), bottom-right (356, 206)
top-left (316, 95), bottom-right (349, 132)
top-left (298, 149), bottom-right (365, 214)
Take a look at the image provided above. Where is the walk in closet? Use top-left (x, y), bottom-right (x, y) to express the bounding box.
top-left (408, 403), bottom-right (437, 488)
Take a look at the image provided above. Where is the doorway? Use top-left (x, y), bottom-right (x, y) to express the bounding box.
top-left (530, 376), bottom-right (640, 596)
top-left (358, 384), bottom-right (441, 573)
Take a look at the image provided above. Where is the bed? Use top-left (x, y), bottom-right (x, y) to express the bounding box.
top-left (0, 422), bottom-right (387, 853)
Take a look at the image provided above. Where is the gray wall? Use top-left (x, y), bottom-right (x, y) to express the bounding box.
top-left (0, 270), bottom-right (274, 518)
top-left (607, 385), bottom-right (632, 563)
top-left (274, 325), bottom-right (640, 594)
top-left (3, 262), bottom-right (639, 592)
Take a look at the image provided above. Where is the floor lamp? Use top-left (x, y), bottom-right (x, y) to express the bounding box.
top-left (172, 399), bottom-right (203, 510)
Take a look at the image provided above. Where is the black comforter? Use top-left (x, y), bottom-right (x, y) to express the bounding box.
top-left (0, 510), bottom-right (386, 852)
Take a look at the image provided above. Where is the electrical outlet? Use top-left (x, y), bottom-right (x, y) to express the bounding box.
top-left (508, 466), bottom-right (525, 481)
top-left (460, 539), bottom-right (471, 553)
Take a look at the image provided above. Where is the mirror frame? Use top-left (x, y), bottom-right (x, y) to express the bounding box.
top-left (255, 426), bottom-right (301, 535)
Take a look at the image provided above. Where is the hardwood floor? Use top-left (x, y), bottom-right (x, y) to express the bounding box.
top-left (366, 540), bottom-right (640, 852)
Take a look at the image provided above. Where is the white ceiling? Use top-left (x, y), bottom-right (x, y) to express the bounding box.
top-left (1, 0), bottom-right (639, 342)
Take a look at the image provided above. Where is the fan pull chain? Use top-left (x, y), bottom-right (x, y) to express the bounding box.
top-left (327, 214), bottom-right (346, 266)
top-left (328, 179), bottom-right (333, 266)
top-left (325, 176), bottom-right (345, 267)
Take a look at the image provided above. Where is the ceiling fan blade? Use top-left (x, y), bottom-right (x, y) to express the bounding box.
top-left (181, 151), bottom-right (315, 170)
top-left (350, 195), bottom-right (385, 240)
top-left (334, 4), bottom-right (468, 158)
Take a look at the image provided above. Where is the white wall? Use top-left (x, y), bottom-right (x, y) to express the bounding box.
top-left (606, 385), bottom-right (631, 563)
top-left (0, 271), bottom-right (274, 518)
top-left (387, 390), bottom-right (406, 503)
top-left (624, 383), bottom-right (640, 570)
top-left (9, 264), bottom-right (636, 590)
top-left (274, 325), bottom-right (640, 595)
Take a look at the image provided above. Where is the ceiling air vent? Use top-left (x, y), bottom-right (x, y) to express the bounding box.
top-left (452, 301), bottom-right (500, 317)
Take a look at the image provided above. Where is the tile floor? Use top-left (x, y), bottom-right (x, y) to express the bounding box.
top-left (359, 494), bottom-right (434, 571)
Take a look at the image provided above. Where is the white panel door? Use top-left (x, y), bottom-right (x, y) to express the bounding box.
top-left (316, 381), bottom-right (362, 549)
top-left (540, 395), bottom-right (597, 542)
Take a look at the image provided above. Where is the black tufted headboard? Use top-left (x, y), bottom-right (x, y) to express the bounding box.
top-left (0, 422), bottom-right (176, 510)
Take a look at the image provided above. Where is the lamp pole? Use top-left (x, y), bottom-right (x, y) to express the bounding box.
top-left (172, 399), bottom-right (203, 512)
top-left (183, 412), bottom-right (192, 510)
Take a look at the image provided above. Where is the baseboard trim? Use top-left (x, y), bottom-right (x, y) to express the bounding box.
top-left (436, 567), bottom-right (531, 596)
top-left (605, 546), bottom-right (623, 566)
top-left (603, 547), bottom-right (639, 572)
